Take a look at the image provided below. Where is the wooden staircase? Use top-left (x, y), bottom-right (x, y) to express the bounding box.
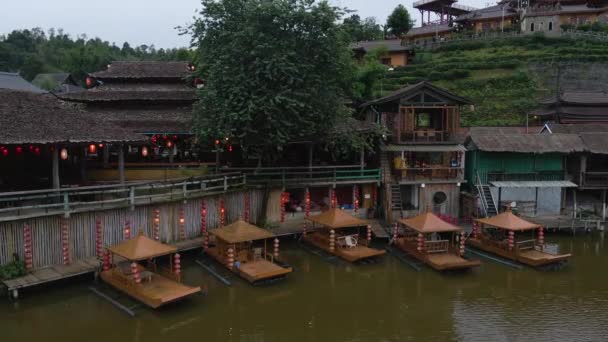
top-left (380, 150), bottom-right (403, 221)
top-left (475, 172), bottom-right (498, 217)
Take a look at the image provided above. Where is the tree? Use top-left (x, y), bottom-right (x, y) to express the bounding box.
top-left (342, 14), bottom-right (384, 42)
top-left (386, 4), bottom-right (414, 37)
top-left (190, 0), bottom-right (355, 162)
top-left (352, 47), bottom-right (390, 103)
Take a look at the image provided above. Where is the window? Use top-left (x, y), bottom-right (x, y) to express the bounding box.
top-left (433, 192), bottom-right (447, 205)
top-left (530, 22), bottom-right (535, 32)
top-left (417, 113), bottom-right (431, 128)
top-left (380, 57), bottom-right (391, 65)
top-left (549, 22), bottom-right (553, 31)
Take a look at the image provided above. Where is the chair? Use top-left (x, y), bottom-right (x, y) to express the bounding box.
top-left (253, 248), bottom-right (263, 261)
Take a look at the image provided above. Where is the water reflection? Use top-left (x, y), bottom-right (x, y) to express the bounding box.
top-left (1, 236), bottom-right (608, 341)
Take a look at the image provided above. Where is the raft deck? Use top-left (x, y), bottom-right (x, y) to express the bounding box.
top-left (394, 239), bottom-right (480, 271)
top-left (100, 269), bottom-right (200, 309)
top-left (467, 238), bottom-right (571, 267)
top-left (206, 247), bottom-right (292, 283)
top-left (302, 232), bottom-right (386, 263)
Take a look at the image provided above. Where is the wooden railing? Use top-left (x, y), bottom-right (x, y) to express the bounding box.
top-left (580, 172), bottom-right (608, 188)
top-left (424, 240), bottom-right (450, 254)
top-left (397, 167), bottom-right (464, 181)
top-left (220, 166), bottom-right (381, 186)
top-left (0, 173), bottom-right (246, 220)
top-left (399, 130), bottom-right (452, 143)
top-left (516, 239), bottom-right (536, 251)
top-left (481, 171), bottom-right (565, 184)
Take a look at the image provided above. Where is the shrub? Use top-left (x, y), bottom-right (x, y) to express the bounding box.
top-left (0, 260), bottom-right (27, 280)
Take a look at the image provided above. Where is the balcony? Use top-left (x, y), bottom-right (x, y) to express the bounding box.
top-left (484, 171), bottom-right (565, 184)
top-left (392, 152), bottom-right (464, 183)
top-left (580, 172), bottom-right (608, 188)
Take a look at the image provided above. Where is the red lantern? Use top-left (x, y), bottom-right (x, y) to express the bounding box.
top-left (305, 189), bottom-right (311, 217)
top-left (151, 136), bottom-right (157, 144)
top-left (85, 77), bottom-right (95, 88)
top-left (15, 146), bottom-right (23, 156)
top-left (98, 143), bottom-right (104, 148)
top-left (2, 148), bottom-right (8, 157)
top-left (228, 145), bottom-right (233, 152)
top-left (88, 144), bottom-right (97, 154)
top-left (219, 198), bottom-right (226, 227)
top-left (29, 145), bottom-right (34, 152)
top-left (244, 192), bottom-right (250, 222)
top-left (167, 140), bottom-right (173, 148)
top-left (34, 146), bottom-right (40, 155)
top-left (141, 146), bottom-right (149, 157)
top-left (214, 139), bottom-right (220, 146)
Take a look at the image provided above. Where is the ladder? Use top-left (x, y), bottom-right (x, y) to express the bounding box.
top-left (391, 184), bottom-right (403, 216)
top-left (476, 173), bottom-right (498, 217)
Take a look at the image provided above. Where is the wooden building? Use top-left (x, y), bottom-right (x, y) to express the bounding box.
top-left (57, 61), bottom-right (203, 182)
top-left (455, 3), bottom-right (519, 33)
top-left (464, 127), bottom-right (583, 218)
top-left (0, 90), bottom-right (144, 191)
top-left (361, 81), bottom-right (472, 221)
top-left (406, 0), bottom-right (475, 44)
top-left (350, 40), bottom-right (413, 67)
top-left (520, 0), bottom-right (608, 35)
top-left (532, 91), bottom-right (608, 124)
top-left (541, 123), bottom-right (608, 219)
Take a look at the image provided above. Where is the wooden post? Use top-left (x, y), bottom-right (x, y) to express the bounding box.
top-left (308, 144), bottom-right (313, 172)
top-left (118, 144), bottom-right (125, 184)
top-left (103, 145), bottom-right (110, 168)
top-left (573, 188), bottom-right (578, 219)
top-left (534, 187), bottom-right (539, 216)
top-left (580, 155), bottom-right (587, 186)
top-left (498, 187), bottom-right (502, 213)
top-left (602, 189), bottom-right (607, 221)
top-left (360, 147), bottom-right (365, 170)
top-left (80, 147), bottom-right (87, 183)
top-left (52, 146), bottom-right (60, 189)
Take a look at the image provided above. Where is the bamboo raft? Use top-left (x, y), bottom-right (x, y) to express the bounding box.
top-left (205, 220), bottom-right (293, 284)
top-left (302, 208), bottom-right (386, 263)
top-left (394, 212), bottom-right (480, 272)
top-left (468, 210), bottom-right (572, 268)
top-left (100, 233), bottom-right (201, 309)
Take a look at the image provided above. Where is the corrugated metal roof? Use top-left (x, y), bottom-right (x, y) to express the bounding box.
top-left (490, 180), bottom-right (578, 188)
top-left (382, 144), bottom-right (466, 152)
top-left (467, 132), bottom-right (586, 153)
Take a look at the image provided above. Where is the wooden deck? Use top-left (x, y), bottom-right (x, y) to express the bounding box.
top-left (467, 237), bottom-right (571, 268)
top-left (2, 237), bottom-right (206, 298)
top-left (3, 257), bottom-right (99, 295)
top-left (205, 247), bottom-right (292, 284)
top-left (302, 232), bottom-right (386, 263)
top-left (394, 238), bottom-right (480, 271)
top-left (100, 269), bottom-right (200, 309)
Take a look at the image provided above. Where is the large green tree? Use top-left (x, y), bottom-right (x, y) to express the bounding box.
top-left (386, 4), bottom-right (414, 37)
top-left (342, 14), bottom-right (384, 42)
top-left (190, 0), bottom-right (355, 162)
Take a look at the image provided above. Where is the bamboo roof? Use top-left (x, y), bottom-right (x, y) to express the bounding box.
top-left (212, 220), bottom-right (274, 243)
top-left (475, 211), bottom-right (541, 231)
top-left (108, 234), bottom-right (177, 261)
top-left (399, 212), bottom-right (463, 233)
top-left (306, 208), bottom-right (368, 229)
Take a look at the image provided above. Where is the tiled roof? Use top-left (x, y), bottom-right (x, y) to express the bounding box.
top-left (0, 72), bottom-right (46, 93)
top-left (350, 39), bottom-right (411, 52)
top-left (91, 61), bottom-right (192, 80)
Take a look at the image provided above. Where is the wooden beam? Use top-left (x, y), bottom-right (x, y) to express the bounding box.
top-left (118, 145), bottom-right (125, 184)
top-left (52, 147), bottom-right (60, 189)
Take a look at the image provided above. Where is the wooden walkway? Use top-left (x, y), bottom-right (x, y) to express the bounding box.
top-left (2, 237), bottom-right (205, 298)
top-left (271, 217), bottom-right (389, 239)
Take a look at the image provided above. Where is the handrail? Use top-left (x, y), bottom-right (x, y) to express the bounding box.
top-left (475, 171), bottom-right (489, 217)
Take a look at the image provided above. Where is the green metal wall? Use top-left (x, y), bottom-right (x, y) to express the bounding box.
top-left (465, 151), bottom-right (564, 185)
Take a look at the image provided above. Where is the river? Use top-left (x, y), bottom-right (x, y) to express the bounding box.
top-left (2, 234), bottom-right (608, 342)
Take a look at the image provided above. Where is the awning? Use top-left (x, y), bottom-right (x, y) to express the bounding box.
top-left (381, 144), bottom-right (466, 152)
top-left (490, 180), bottom-right (578, 188)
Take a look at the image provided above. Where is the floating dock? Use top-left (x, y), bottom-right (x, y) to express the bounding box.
top-left (2, 236), bottom-right (205, 299)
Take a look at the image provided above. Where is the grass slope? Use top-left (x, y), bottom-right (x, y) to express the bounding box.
top-left (379, 34), bottom-right (608, 126)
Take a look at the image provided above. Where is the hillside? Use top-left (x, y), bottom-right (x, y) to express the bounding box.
top-left (380, 35), bottom-right (608, 126)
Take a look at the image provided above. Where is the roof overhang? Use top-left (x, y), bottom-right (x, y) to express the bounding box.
top-left (490, 180), bottom-right (578, 188)
top-left (382, 144), bottom-right (466, 152)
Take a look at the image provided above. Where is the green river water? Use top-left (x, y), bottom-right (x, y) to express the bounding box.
top-left (2, 234), bottom-right (608, 342)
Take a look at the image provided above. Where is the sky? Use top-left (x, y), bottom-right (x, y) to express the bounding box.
top-left (1, 0), bottom-right (490, 49)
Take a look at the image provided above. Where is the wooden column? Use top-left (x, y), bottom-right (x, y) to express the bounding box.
top-left (360, 147), bottom-right (365, 170)
top-left (103, 145), bottom-right (110, 168)
top-left (80, 147), bottom-right (87, 183)
top-left (579, 155), bottom-right (587, 186)
top-left (602, 189), bottom-right (607, 221)
top-left (308, 143), bottom-right (313, 171)
top-left (52, 146), bottom-right (60, 189)
top-left (118, 144), bottom-right (125, 184)
top-left (572, 188), bottom-right (577, 219)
